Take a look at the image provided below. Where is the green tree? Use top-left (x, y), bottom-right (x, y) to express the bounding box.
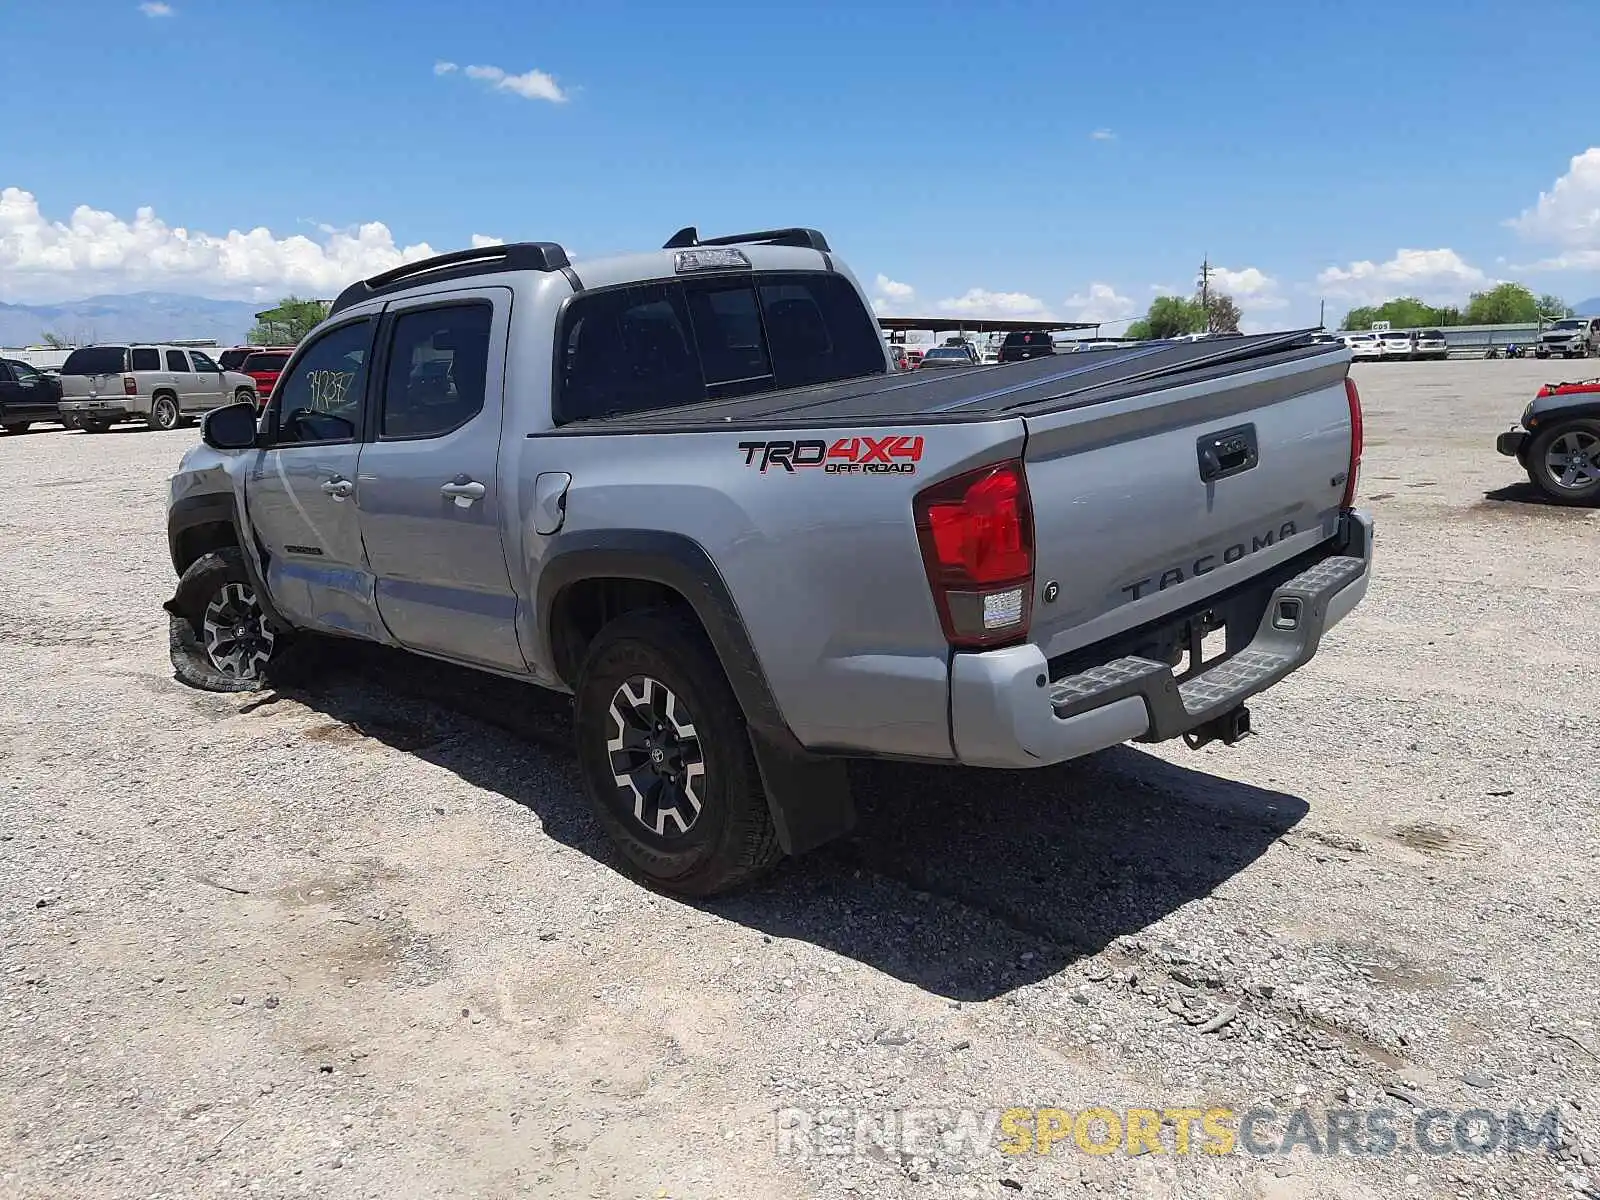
top-left (40, 331), bottom-right (69, 349)
top-left (1204, 293), bottom-right (1242, 334)
top-left (1464, 282), bottom-right (1539, 325)
top-left (1128, 294), bottom-right (1209, 340)
top-left (1337, 297), bottom-right (1460, 332)
top-left (248, 296), bottom-right (330, 345)
top-left (1536, 293), bottom-right (1573, 321)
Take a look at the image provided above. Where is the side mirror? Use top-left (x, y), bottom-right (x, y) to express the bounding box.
top-left (202, 401), bottom-right (260, 451)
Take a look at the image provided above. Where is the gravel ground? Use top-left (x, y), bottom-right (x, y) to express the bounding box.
top-left (1, 360), bottom-right (1597, 1200)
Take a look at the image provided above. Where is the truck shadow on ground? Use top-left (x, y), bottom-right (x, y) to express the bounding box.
top-left (271, 641), bottom-right (1307, 1002)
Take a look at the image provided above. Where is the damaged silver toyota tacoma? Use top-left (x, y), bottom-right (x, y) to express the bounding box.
top-left (164, 227), bottom-right (1374, 895)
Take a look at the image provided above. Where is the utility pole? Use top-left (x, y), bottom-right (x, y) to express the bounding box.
top-left (1198, 257), bottom-right (1213, 332)
top-left (1319, 298), bottom-right (1325, 329)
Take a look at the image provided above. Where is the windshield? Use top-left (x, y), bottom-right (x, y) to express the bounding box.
top-left (242, 353), bottom-right (290, 372)
top-left (60, 347), bottom-right (128, 375)
top-left (1380, 333), bottom-right (1411, 341)
top-left (924, 348), bottom-right (964, 360)
top-left (1420, 330), bottom-right (1443, 338)
top-left (1552, 319), bottom-right (1584, 330)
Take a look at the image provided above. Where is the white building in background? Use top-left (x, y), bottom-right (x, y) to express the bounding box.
top-left (1, 347), bottom-right (71, 370)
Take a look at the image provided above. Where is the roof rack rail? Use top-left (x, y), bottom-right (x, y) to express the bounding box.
top-left (663, 226), bottom-right (831, 253)
top-left (327, 241), bottom-right (572, 316)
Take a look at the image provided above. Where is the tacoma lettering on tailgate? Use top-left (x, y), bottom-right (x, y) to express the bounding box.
top-left (1120, 521), bottom-right (1298, 601)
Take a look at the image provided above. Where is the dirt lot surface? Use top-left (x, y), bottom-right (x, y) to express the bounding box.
top-left (2, 360), bottom-right (1597, 1200)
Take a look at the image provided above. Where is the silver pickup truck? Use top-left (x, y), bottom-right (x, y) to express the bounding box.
top-left (164, 228), bottom-right (1373, 896)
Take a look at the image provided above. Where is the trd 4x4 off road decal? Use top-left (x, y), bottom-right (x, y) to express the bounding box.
top-left (738, 435), bottom-right (925, 475)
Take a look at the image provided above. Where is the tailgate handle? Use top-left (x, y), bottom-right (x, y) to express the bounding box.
top-left (1197, 424), bottom-right (1259, 483)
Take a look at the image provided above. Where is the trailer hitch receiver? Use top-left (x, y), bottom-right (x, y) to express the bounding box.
top-left (1183, 705), bottom-right (1252, 750)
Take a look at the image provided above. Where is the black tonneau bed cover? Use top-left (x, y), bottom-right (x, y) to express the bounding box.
top-left (552, 330), bottom-right (1346, 434)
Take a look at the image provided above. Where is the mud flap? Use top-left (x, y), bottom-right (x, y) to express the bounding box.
top-left (747, 727), bottom-right (856, 856)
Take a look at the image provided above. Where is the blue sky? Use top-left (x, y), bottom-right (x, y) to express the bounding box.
top-left (4, 0), bottom-right (1600, 329)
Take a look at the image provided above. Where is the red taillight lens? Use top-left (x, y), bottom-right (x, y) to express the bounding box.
top-left (1343, 376), bottom-right (1363, 508)
top-left (914, 459), bottom-right (1035, 649)
top-left (123, 375), bottom-right (137, 396)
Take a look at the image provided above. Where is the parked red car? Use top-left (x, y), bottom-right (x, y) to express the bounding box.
top-left (241, 350), bottom-right (293, 408)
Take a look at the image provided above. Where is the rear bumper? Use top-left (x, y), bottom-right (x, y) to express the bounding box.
top-left (1496, 428), bottom-right (1528, 458)
top-left (60, 399), bottom-right (138, 419)
top-left (948, 510), bottom-right (1374, 768)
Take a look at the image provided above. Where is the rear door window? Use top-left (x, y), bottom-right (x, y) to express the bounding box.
top-left (130, 348), bottom-right (161, 371)
top-left (379, 303), bottom-right (493, 439)
top-left (166, 350), bottom-right (190, 372)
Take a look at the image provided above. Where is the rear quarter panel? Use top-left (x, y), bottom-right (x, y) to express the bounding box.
top-left (516, 420), bottom-right (1026, 759)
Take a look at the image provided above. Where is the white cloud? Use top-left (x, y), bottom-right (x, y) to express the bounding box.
top-left (935, 288), bottom-right (1052, 319)
top-left (1506, 147), bottom-right (1600, 270)
top-left (1315, 248), bottom-right (1488, 305)
top-left (469, 233), bottom-right (504, 248)
top-left (458, 63), bottom-right (568, 104)
top-left (1209, 265), bottom-right (1287, 310)
top-left (1060, 282), bottom-right (1135, 324)
top-left (868, 274), bottom-right (916, 316)
top-left (874, 274), bottom-right (914, 301)
top-left (0, 186), bottom-right (458, 303)
top-left (1089, 129), bottom-right (1116, 141)
top-left (138, 2), bottom-right (173, 15)
top-left (433, 61), bottom-right (459, 75)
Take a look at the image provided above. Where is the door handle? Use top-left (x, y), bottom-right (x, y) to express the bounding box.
top-left (441, 477), bottom-right (486, 507)
top-left (321, 476), bottom-right (355, 499)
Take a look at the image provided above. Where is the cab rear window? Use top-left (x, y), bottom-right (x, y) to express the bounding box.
top-left (554, 271), bottom-right (884, 423)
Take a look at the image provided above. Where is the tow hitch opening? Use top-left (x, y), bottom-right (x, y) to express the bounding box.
top-left (1184, 705), bottom-right (1252, 750)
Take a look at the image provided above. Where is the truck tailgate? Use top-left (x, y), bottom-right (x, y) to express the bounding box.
top-left (1021, 352), bottom-right (1355, 661)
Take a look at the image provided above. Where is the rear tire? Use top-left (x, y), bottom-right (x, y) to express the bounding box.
top-left (1526, 418), bottom-right (1600, 506)
top-left (574, 608), bottom-right (781, 897)
top-left (3, 422), bottom-right (30, 434)
top-left (149, 393), bottom-right (180, 432)
top-left (80, 419), bottom-right (111, 434)
top-left (169, 547), bottom-right (287, 692)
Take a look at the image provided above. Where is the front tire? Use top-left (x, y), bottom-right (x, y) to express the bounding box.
top-left (169, 547), bottom-right (285, 692)
top-left (574, 608), bottom-right (781, 897)
top-left (149, 394), bottom-right (180, 432)
top-left (1527, 418), bottom-right (1600, 506)
top-left (234, 388), bottom-right (256, 407)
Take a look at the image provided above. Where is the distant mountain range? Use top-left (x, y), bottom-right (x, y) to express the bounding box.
top-left (1577, 297), bottom-right (1600, 315)
top-left (0, 292), bottom-right (262, 349)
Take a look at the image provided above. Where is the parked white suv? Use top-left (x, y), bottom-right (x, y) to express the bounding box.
top-left (1412, 329), bottom-right (1448, 361)
top-left (1341, 333), bottom-right (1382, 361)
top-left (1377, 331), bottom-right (1415, 360)
top-left (57, 345), bottom-right (257, 432)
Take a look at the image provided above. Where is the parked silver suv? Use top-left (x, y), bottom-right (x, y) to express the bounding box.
top-left (57, 345), bottom-right (256, 432)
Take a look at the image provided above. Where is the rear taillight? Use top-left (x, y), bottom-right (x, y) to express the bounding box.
top-left (123, 375), bottom-right (137, 396)
top-left (1343, 376), bottom-right (1363, 508)
top-left (914, 459), bottom-right (1035, 649)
